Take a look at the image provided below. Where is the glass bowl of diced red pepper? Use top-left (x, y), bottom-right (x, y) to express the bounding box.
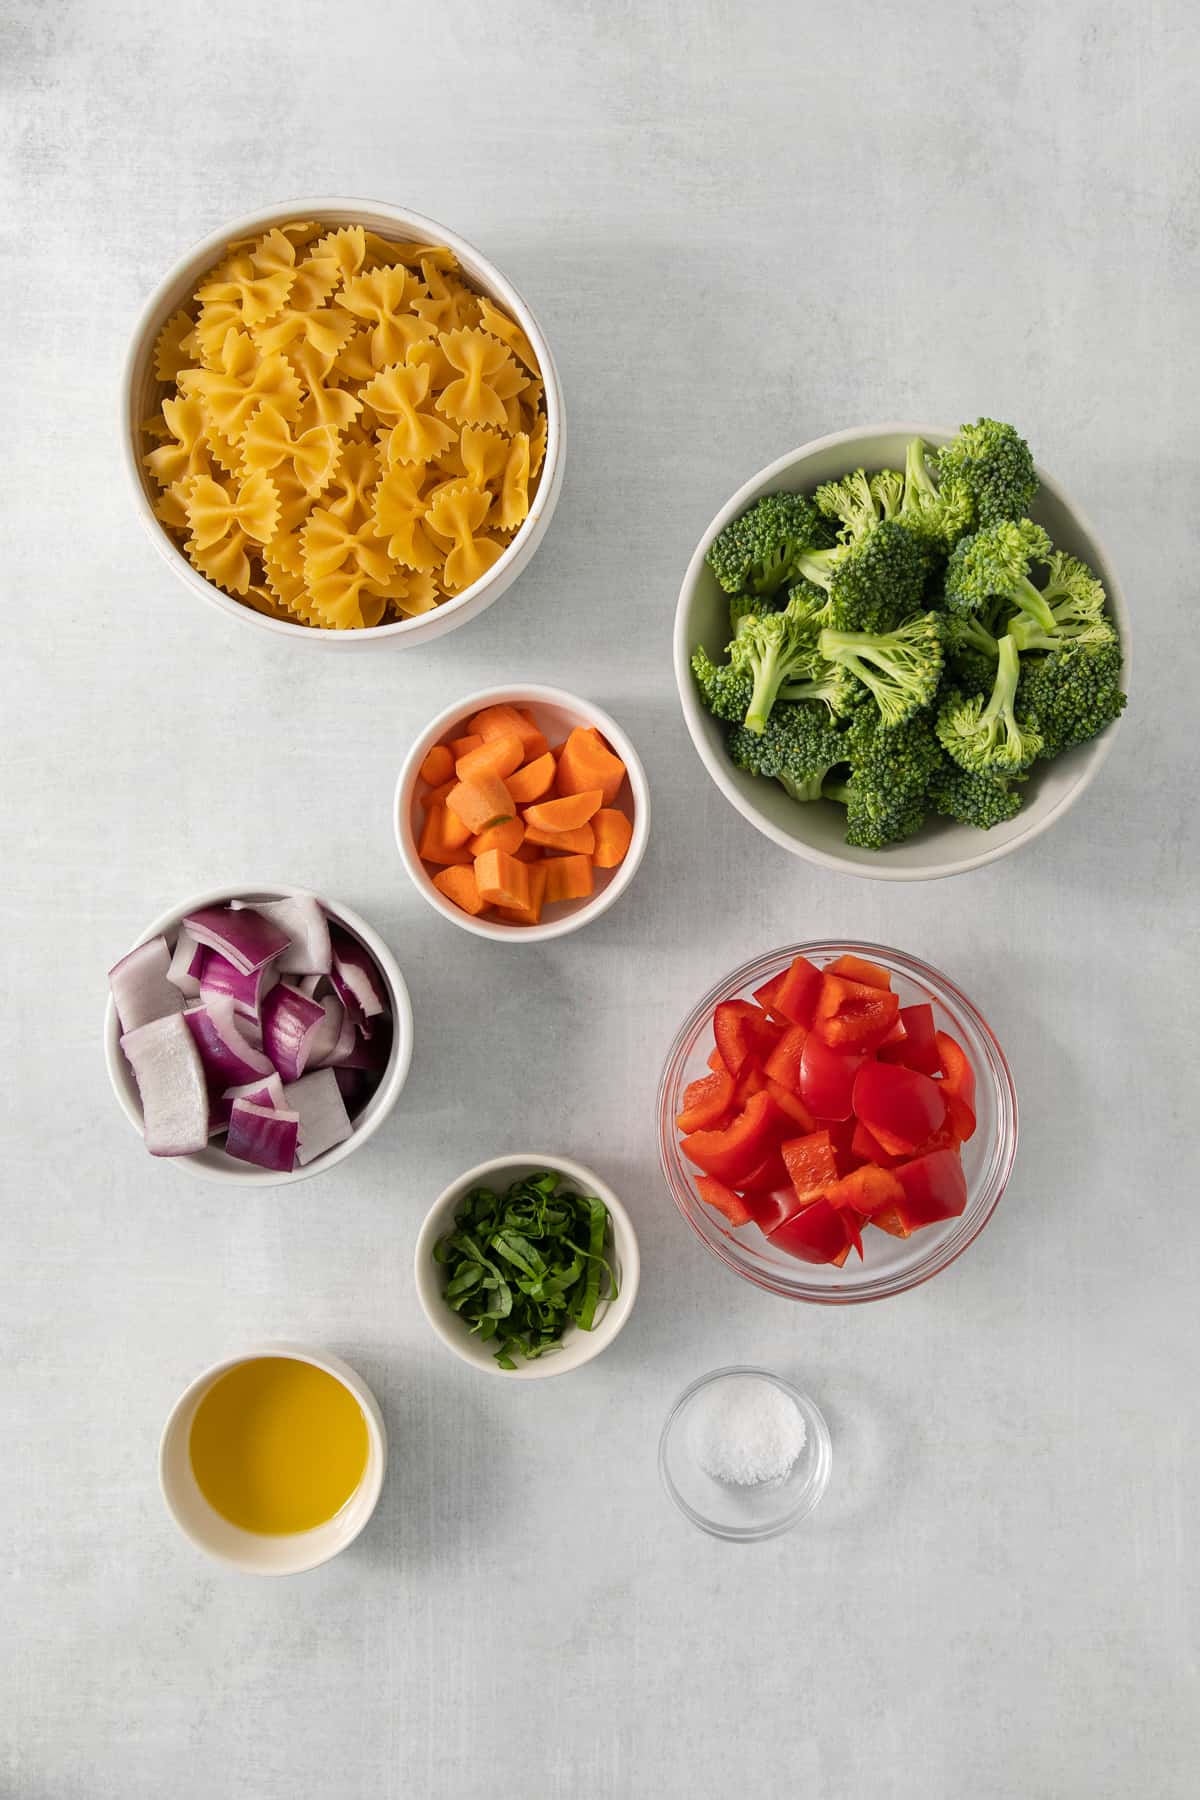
top-left (657, 942), bottom-right (1017, 1304)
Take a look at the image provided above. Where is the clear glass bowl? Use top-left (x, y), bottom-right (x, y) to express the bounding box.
top-left (656, 941), bottom-right (1018, 1304)
top-left (659, 1366), bottom-right (832, 1540)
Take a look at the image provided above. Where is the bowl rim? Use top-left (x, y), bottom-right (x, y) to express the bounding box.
top-left (103, 882), bottom-right (413, 1185)
top-left (658, 1364), bottom-right (833, 1540)
top-left (158, 1341), bottom-right (387, 1574)
top-left (674, 420), bottom-right (1132, 881)
top-left (122, 195), bottom-right (565, 645)
top-left (393, 683), bottom-right (651, 942)
top-left (412, 1151), bottom-right (641, 1377)
top-left (656, 939), bottom-right (1018, 1304)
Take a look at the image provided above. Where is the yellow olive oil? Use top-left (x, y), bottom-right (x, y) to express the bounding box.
top-left (189, 1357), bottom-right (369, 1535)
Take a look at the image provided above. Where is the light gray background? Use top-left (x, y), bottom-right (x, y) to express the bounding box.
top-left (2, 2), bottom-right (1196, 1796)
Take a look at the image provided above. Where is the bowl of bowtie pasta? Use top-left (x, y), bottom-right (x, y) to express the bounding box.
top-left (123, 200), bottom-right (564, 644)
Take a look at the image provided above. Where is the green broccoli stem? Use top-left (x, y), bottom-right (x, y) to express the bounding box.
top-left (957, 616), bottom-right (1000, 657)
top-left (822, 779), bottom-right (853, 806)
top-left (904, 437), bottom-right (937, 502)
top-left (745, 645), bottom-right (783, 735)
top-left (778, 773), bottom-right (825, 803)
top-left (1008, 575), bottom-right (1056, 634)
top-left (981, 632), bottom-right (1022, 731)
top-left (794, 548), bottom-right (836, 592)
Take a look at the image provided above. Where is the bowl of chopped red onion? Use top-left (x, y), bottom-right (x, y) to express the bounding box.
top-left (104, 885), bottom-right (413, 1185)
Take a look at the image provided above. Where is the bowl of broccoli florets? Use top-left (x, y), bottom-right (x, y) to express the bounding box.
top-left (674, 419), bottom-right (1130, 880)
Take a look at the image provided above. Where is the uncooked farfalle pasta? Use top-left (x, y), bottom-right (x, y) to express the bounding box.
top-left (141, 221), bottom-right (547, 629)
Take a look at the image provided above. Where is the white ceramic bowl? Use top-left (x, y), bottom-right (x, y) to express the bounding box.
top-left (394, 684), bottom-right (650, 941)
top-left (413, 1154), bottom-right (640, 1378)
top-left (159, 1343), bottom-right (386, 1574)
top-left (123, 197), bottom-right (565, 647)
top-left (104, 883), bottom-right (413, 1185)
top-left (674, 422), bottom-right (1132, 881)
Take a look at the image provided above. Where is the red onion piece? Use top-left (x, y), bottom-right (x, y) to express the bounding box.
top-left (329, 926), bottom-right (386, 1034)
top-left (315, 1009), bottom-right (357, 1067)
top-left (305, 993), bottom-right (345, 1067)
top-left (297, 974), bottom-right (323, 998)
top-left (198, 948), bottom-right (279, 1021)
top-left (183, 996), bottom-right (274, 1089)
top-left (109, 936), bottom-right (185, 1032)
top-left (338, 1016), bottom-right (393, 1073)
top-left (225, 1100), bottom-right (299, 1172)
top-left (232, 896), bottom-right (331, 975)
top-left (260, 984), bottom-right (327, 1083)
top-left (166, 929), bottom-right (205, 999)
top-left (281, 1069), bottom-right (353, 1165)
top-left (209, 1071), bottom-right (286, 1134)
top-left (182, 905), bottom-right (291, 976)
top-left (120, 1013), bottom-right (208, 1156)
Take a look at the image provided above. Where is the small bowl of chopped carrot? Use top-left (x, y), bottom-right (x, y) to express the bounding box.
top-left (394, 684), bottom-right (649, 940)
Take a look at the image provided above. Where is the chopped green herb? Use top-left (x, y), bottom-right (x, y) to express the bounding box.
top-left (433, 1171), bottom-right (618, 1368)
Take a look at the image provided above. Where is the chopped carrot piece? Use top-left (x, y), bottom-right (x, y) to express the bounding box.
top-left (441, 804), bottom-right (473, 848)
top-left (555, 727), bottom-right (626, 806)
top-left (419, 744), bottom-right (455, 785)
top-left (469, 703), bottom-right (543, 757)
top-left (524, 822), bottom-right (596, 855)
top-left (507, 752), bottom-right (556, 804)
top-left (450, 733), bottom-right (483, 760)
top-left (468, 818), bottom-right (525, 857)
top-left (418, 803), bottom-right (474, 865)
top-left (512, 840), bottom-right (543, 862)
top-left (432, 865), bottom-right (489, 916)
top-left (515, 709), bottom-right (551, 760)
top-left (523, 788), bottom-right (603, 832)
top-left (474, 849), bottom-right (531, 910)
top-left (446, 775), bottom-right (515, 834)
top-left (494, 860), bottom-right (548, 925)
top-left (456, 732), bottom-right (524, 783)
top-left (420, 779), bottom-right (455, 812)
top-left (543, 854), bottom-right (594, 904)
top-left (591, 807), bottom-right (633, 868)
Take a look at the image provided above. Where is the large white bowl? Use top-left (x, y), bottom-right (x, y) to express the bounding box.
top-left (394, 684), bottom-right (650, 942)
top-left (123, 198), bottom-right (565, 647)
top-left (674, 423), bottom-right (1131, 881)
top-left (413, 1154), bottom-right (640, 1379)
top-left (159, 1343), bottom-right (387, 1574)
top-left (104, 884), bottom-right (413, 1185)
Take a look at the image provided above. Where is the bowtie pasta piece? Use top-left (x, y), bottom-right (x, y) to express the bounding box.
top-left (140, 219), bottom-right (547, 627)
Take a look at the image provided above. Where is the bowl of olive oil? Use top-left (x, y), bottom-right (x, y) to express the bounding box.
top-left (159, 1345), bottom-right (386, 1573)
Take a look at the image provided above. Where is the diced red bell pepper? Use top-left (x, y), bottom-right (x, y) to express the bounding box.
top-left (712, 1000), bottom-right (765, 1078)
top-left (824, 1162), bottom-right (905, 1217)
top-left (753, 970), bottom-right (786, 1016)
top-left (732, 1060), bottom-right (767, 1107)
top-left (765, 1077), bottom-right (816, 1133)
top-left (769, 1196), bottom-right (853, 1265)
top-left (707, 1046), bottom-right (725, 1073)
top-left (814, 975), bottom-right (900, 1052)
top-left (850, 1118), bottom-right (899, 1168)
top-left (771, 954), bottom-right (824, 1028)
top-left (936, 1030), bottom-right (977, 1141)
top-left (742, 1184), bottom-right (803, 1235)
top-left (825, 1115), bottom-right (866, 1175)
top-left (694, 1175), bottom-right (752, 1227)
top-left (763, 1022), bottom-right (808, 1093)
top-left (852, 1060), bottom-right (946, 1156)
top-left (879, 1002), bottom-right (942, 1077)
top-left (780, 1129), bottom-right (838, 1203)
top-left (871, 1204), bottom-right (912, 1239)
top-left (680, 1088), bottom-right (780, 1184)
top-left (911, 1121), bottom-right (963, 1158)
top-left (676, 1068), bottom-right (735, 1133)
top-left (878, 1014), bottom-right (907, 1049)
top-left (737, 1147), bottom-right (789, 1194)
top-left (831, 1243), bottom-right (852, 1268)
top-left (827, 952), bottom-right (892, 991)
top-left (893, 1147), bottom-right (968, 1226)
top-left (798, 1031), bottom-right (864, 1121)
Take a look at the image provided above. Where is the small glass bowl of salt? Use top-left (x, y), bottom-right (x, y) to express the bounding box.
top-left (659, 1366), bottom-right (832, 1540)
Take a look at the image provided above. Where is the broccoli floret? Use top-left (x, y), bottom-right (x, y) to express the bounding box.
top-left (817, 611), bottom-right (944, 729)
top-left (936, 418), bottom-right (1038, 528)
top-left (944, 519), bottom-right (1055, 626)
top-left (705, 493), bottom-right (832, 597)
top-left (783, 660), bottom-right (864, 719)
top-left (1016, 641), bottom-right (1127, 758)
top-left (897, 436), bottom-right (974, 552)
top-left (824, 711), bottom-right (941, 849)
top-left (727, 701), bottom-right (849, 802)
top-left (726, 592), bottom-right (832, 734)
top-left (870, 468), bottom-right (905, 520)
top-left (928, 759), bottom-right (1025, 830)
top-left (691, 646), bottom-right (752, 723)
top-left (1007, 551), bottom-right (1117, 653)
top-left (796, 518), bottom-right (927, 633)
top-left (814, 468), bottom-right (892, 543)
top-left (936, 633), bottom-right (1043, 775)
top-left (729, 591), bottom-right (778, 638)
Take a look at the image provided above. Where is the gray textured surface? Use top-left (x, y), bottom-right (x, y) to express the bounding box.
top-left (2, 2), bottom-right (1198, 1796)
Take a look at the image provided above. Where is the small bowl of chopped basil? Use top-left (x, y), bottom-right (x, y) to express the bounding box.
top-left (413, 1155), bottom-right (640, 1377)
